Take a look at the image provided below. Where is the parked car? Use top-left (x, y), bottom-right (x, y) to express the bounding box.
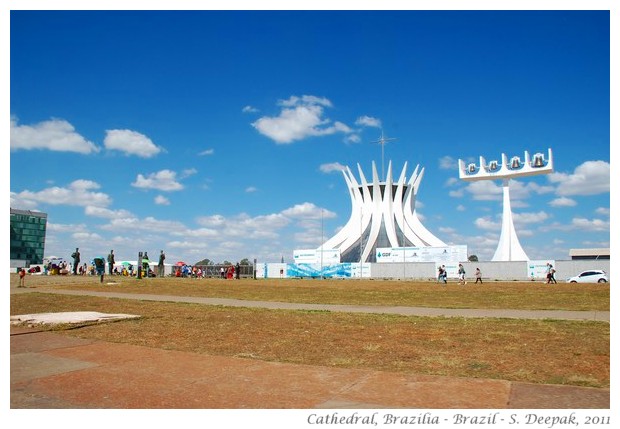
top-left (566, 270), bottom-right (609, 283)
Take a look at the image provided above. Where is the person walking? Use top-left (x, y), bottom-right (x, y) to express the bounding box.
top-left (546, 263), bottom-right (557, 284)
top-left (94, 257), bottom-right (105, 283)
top-left (438, 265), bottom-right (447, 284)
top-left (475, 267), bottom-right (482, 284)
top-left (458, 263), bottom-right (467, 285)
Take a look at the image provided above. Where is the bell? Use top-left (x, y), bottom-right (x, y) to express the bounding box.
top-left (489, 160), bottom-right (498, 171)
top-left (533, 153), bottom-right (544, 167)
top-left (511, 156), bottom-right (520, 169)
top-left (468, 163), bottom-right (476, 173)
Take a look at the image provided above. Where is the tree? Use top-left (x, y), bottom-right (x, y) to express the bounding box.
top-left (468, 254), bottom-right (479, 262)
top-left (194, 258), bottom-right (214, 266)
top-left (240, 258), bottom-right (250, 265)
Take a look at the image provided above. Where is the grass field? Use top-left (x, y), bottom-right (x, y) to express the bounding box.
top-left (11, 273), bottom-right (610, 311)
top-left (10, 274), bottom-right (610, 388)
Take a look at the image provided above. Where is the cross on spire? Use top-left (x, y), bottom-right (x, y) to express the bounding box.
top-left (372, 130), bottom-right (396, 181)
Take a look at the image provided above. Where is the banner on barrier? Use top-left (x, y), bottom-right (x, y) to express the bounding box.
top-left (293, 249), bottom-right (341, 265)
top-left (255, 262), bottom-right (371, 279)
top-left (528, 259), bottom-right (555, 280)
top-left (376, 245), bottom-right (468, 263)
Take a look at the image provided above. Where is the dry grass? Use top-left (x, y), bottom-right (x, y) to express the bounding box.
top-left (12, 273), bottom-right (610, 311)
top-left (10, 274), bottom-right (610, 388)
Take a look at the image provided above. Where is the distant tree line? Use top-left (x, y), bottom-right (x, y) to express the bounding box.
top-left (194, 258), bottom-right (252, 266)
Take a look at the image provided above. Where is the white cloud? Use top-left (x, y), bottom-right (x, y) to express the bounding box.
top-left (439, 156), bottom-right (457, 170)
top-left (9, 193), bottom-right (39, 210)
top-left (181, 168), bottom-right (197, 178)
top-left (190, 203), bottom-right (335, 251)
top-left (464, 179), bottom-right (552, 202)
top-left (548, 160), bottom-right (610, 196)
top-left (10, 180), bottom-right (111, 208)
top-left (345, 134), bottom-right (361, 144)
top-left (581, 240), bottom-right (610, 248)
top-left (506, 180), bottom-right (554, 200)
top-left (196, 214), bottom-right (227, 227)
top-left (168, 240), bottom-right (210, 249)
top-left (355, 115), bottom-right (382, 128)
top-left (186, 228), bottom-right (219, 238)
top-left (47, 222), bottom-right (86, 233)
top-left (198, 148), bottom-right (214, 156)
top-left (445, 177), bottom-right (459, 187)
top-left (242, 213), bottom-right (290, 231)
top-left (281, 202), bottom-right (336, 220)
top-left (474, 216), bottom-right (500, 231)
top-left (104, 129), bottom-right (161, 158)
top-left (84, 206), bottom-right (134, 218)
top-left (245, 186), bottom-right (258, 193)
top-left (279, 95), bottom-right (332, 108)
top-left (510, 200), bottom-right (530, 209)
top-left (223, 213), bottom-right (290, 239)
top-left (242, 105), bottom-right (259, 113)
top-left (72, 231), bottom-right (103, 241)
top-left (571, 217), bottom-right (610, 232)
top-left (513, 211), bottom-right (549, 225)
top-left (473, 210), bottom-right (549, 235)
top-left (10, 117), bottom-right (100, 154)
top-left (154, 195), bottom-right (170, 205)
top-left (549, 197), bottom-right (577, 207)
top-left (132, 169), bottom-right (184, 191)
top-left (466, 181), bottom-right (502, 201)
top-left (595, 207), bottom-right (610, 216)
top-left (103, 216), bottom-right (186, 232)
top-left (252, 95), bottom-right (352, 144)
top-left (294, 229), bottom-right (324, 245)
top-left (320, 162), bottom-right (346, 173)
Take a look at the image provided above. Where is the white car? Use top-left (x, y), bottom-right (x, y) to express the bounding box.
top-left (567, 270), bottom-right (609, 283)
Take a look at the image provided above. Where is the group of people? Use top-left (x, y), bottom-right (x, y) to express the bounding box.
top-left (68, 248), bottom-right (168, 282)
top-left (175, 264), bottom-right (200, 278)
top-left (220, 263), bottom-right (241, 279)
top-left (172, 263), bottom-right (241, 279)
top-left (438, 264), bottom-right (483, 284)
top-left (436, 263), bottom-right (559, 284)
top-left (65, 247), bottom-right (247, 281)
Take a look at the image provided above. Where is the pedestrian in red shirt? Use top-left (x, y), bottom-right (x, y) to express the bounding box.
top-left (18, 268), bottom-right (26, 287)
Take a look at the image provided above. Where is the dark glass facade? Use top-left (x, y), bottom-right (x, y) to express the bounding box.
top-left (10, 208), bottom-right (47, 265)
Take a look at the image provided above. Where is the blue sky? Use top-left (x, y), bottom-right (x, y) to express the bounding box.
top-left (8, 8), bottom-right (612, 265)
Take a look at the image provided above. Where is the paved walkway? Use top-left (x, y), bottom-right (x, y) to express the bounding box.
top-left (10, 287), bottom-right (611, 321)
top-left (10, 287), bottom-right (610, 409)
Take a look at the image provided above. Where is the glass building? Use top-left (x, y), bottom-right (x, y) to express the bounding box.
top-left (10, 208), bottom-right (47, 265)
